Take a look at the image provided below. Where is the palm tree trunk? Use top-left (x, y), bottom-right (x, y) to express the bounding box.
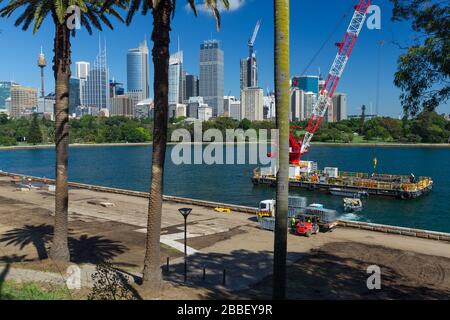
top-left (273, 0), bottom-right (290, 300)
top-left (142, 0), bottom-right (173, 292)
top-left (49, 21), bottom-right (71, 262)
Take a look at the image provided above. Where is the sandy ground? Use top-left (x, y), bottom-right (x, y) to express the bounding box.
top-left (0, 176), bottom-right (449, 299)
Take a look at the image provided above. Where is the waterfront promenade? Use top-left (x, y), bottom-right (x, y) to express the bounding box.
top-left (0, 175), bottom-right (449, 299)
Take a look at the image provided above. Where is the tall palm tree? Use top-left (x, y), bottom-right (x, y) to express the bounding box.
top-left (0, 0), bottom-right (123, 262)
top-left (120, 0), bottom-right (229, 291)
top-left (273, 0), bottom-right (290, 300)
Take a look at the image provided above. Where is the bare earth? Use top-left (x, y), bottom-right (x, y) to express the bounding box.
top-left (0, 176), bottom-right (449, 299)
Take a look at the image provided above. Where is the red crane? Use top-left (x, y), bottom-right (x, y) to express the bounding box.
top-left (289, 0), bottom-right (372, 164)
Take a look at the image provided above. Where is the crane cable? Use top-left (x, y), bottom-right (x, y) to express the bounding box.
top-left (301, 4), bottom-right (355, 76)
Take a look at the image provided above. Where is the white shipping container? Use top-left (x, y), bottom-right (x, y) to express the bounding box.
top-left (324, 167), bottom-right (339, 178)
top-left (289, 165), bottom-right (300, 179)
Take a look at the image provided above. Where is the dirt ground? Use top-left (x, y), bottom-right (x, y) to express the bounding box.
top-left (233, 241), bottom-right (450, 300)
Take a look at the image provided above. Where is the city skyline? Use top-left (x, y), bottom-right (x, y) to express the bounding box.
top-left (0, 0), bottom-right (448, 116)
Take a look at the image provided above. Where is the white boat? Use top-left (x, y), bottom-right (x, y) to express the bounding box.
top-left (343, 198), bottom-right (363, 212)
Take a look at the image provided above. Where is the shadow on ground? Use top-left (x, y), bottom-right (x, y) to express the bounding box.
top-left (161, 242), bottom-right (450, 300)
top-left (0, 224), bottom-right (127, 264)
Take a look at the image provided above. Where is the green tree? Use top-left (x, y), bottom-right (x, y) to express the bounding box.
top-left (27, 114), bottom-right (43, 145)
top-left (391, 0), bottom-right (449, 115)
top-left (0, 0), bottom-right (123, 262)
top-left (122, 0), bottom-right (229, 293)
top-left (273, 0), bottom-right (290, 300)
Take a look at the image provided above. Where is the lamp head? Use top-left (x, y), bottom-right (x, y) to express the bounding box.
top-left (178, 208), bottom-right (192, 218)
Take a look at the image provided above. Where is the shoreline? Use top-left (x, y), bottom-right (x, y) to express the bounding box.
top-left (1, 141), bottom-right (450, 151)
top-left (0, 170), bottom-right (449, 239)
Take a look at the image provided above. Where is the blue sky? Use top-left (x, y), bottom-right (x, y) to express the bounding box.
top-left (0, 0), bottom-right (448, 117)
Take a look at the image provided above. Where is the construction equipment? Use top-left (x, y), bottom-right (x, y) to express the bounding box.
top-left (288, 0), bottom-right (372, 163)
top-left (248, 20), bottom-right (261, 57)
top-left (290, 215), bottom-right (320, 237)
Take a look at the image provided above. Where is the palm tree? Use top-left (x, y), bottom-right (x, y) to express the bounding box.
top-left (119, 0), bottom-right (229, 291)
top-left (273, 0), bottom-right (290, 300)
top-left (0, 0), bottom-right (123, 262)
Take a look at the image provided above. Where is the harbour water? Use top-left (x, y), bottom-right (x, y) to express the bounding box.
top-left (0, 144), bottom-right (449, 232)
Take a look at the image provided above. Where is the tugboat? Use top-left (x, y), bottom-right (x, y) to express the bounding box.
top-left (343, 198), bottom-right (363, 212)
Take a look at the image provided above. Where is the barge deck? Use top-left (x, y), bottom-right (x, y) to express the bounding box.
top-left (252, 168), bottom-right (433, 199)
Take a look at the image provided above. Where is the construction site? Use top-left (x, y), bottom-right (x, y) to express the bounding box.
top-left (251, 0), bottom-right (433, 201)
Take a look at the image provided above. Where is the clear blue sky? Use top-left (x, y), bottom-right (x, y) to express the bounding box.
top-left (0, 0), bottom-right (448, 117)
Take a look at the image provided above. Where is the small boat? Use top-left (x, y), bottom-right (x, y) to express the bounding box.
top-left (330, 188), bottom-right (369, 198)
top-left (343, 198), bottom-right (363, 212)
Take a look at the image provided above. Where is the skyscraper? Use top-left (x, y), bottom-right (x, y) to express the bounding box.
top-left (168, 51), bottom-right (183, 105)
top-left (199, 40), bottom-right (224, 117)
top-left (184, 74), bottom-right (199, 101)
top-left (85, 42), bottom-right (110, 111)
top-left (292, 75), bottom-right (319, 95)
top-left (75, 61), bottom-right (90, 80)
top-left (127, 39), bottom-right (149, 102)
top-left (69, 78), bottom-right (81, 115)
top-left (74, 61), bottom-right (89, 109)
top-left (240, 54), bottom-right (257, 90)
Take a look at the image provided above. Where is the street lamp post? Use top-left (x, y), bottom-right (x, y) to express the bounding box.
top-left (178, 208), bottom-right (192, 283)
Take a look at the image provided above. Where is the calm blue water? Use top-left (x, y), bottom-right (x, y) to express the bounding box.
top-left (0, 145), bottom-right (449, 232)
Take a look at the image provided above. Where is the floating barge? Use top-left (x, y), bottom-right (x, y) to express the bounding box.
top-left (252, 162), bottom-right (433, 200)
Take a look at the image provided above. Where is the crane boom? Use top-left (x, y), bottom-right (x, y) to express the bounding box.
top-left (299, 0), bottom-right (371, 156)
top-left (248, 20), bottom-right (261, 47)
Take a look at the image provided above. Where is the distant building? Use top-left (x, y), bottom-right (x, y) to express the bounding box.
top-left (135, 98), bottom-right (154, 119)
top-left (10, 85), bottom-right (37, 117)
top-left (175, 104), bottom-right (187, 118)
top-left (290, 88), bottom-right (305, 121)
top-left (127, 39), bottom-right (149, 100)
top-left (303, 91), bottom-right (317, 120)
top-left (198, 105), bottom-right (213, 122)
top-left (199, 40), bottom-right (224, 117)
top-left (169, 103), bottom-right (187, 119)
top-left (332, 93), bottom-right (347, 122)
top-left (263, 93), bottom-right (275, 119)
top-left (292, 75), bottom-right (319, 95)
top-left (0, 81), bottom-right (15, 109)
top-left (74, 61), bottom-right (89, 109)
top-left (169, 51), bottom-right (184, 105)
top-left (186, 96), bottom-right (205, 119)
top-left (241, 87), bottom-right (264, 121)
top-left (184, 74), bottom-right (199, 101)
top-left (110, 95), bottom-right (134, 117)
top-left (85, 43), bottom-right (109, 111)
top-left (37, 95), bottom-right (55, 116)
top-left (240, 55), bottom-right (257, 90)
top-left (224, 96), bottom-right (241, 120)
top-left (69, 78), bottom-right (81, 116)
top-left (75, 61), bottom-right (90, 80)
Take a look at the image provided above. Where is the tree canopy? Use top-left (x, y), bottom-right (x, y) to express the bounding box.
top-left (390, 0), bottom-right (449, 116)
